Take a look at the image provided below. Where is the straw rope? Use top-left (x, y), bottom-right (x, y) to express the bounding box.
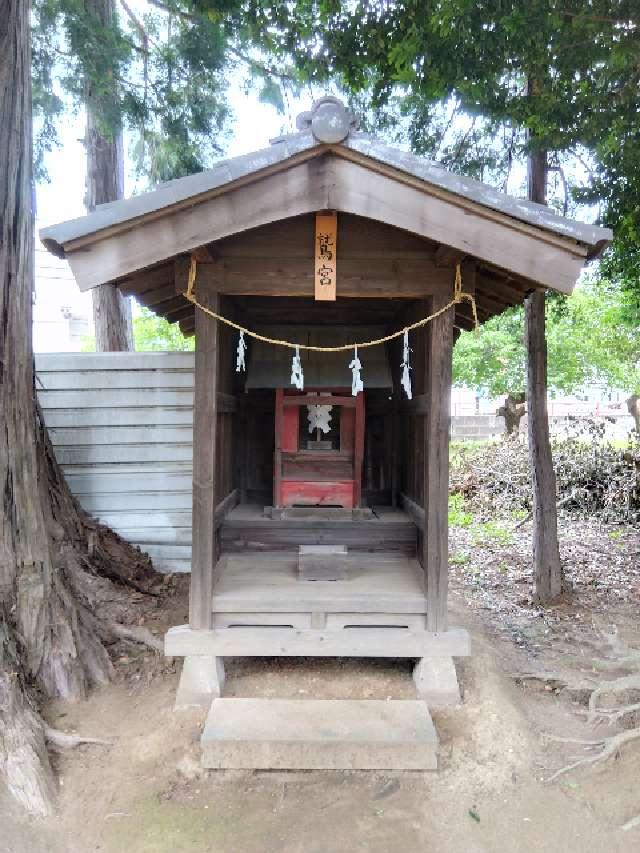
top-left (184, 257), bottom-right (478, 350)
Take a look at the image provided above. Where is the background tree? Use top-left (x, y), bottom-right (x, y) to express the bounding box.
top-left (454, 283), bottom-right (640, 430)
top-left (133, 307), bottom-right (195, 351)
top-left (84, 0), bottom-right (134, 351)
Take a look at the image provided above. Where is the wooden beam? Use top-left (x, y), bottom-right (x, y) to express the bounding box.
top-left (189, 293), bottom-right (219, 630)
top-left (64, 156), bottom-right (586, 295)
top-left (164, 303), bottom-right (195, 324)
top-left (214, 488), bottom-right (239, 530)
top-left (400, 492), bottom-right (425, 530)
top-left (422, 289), bottom-right (454, 632)
top-left (166, 624), bottom-right (471, 658)
top-left (174, 254), bottom-right (453, 299)
top-left (476, 271), bottom-right (530, 305)
top-left (328, 158), bottom-right (586, 293)
top-left (117, 263), bottom-right (173, 295)
top-left (434, 246), bottom-right (467, 267)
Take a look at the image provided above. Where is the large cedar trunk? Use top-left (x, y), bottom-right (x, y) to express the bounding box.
top-left (1, 1), bottom-right (156, 815)
top-left (525, 136), bottom-right (564, 602)
top-left (85, 0), bottom-right (134, 352)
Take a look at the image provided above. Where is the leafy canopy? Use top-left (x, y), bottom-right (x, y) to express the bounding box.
top-left (453, 283), bottom-right (640, 397)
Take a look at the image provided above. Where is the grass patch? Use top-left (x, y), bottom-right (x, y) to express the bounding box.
top-left (448, 494), bottom-right (474, 527)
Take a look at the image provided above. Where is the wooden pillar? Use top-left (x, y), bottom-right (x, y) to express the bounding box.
top-left (422, 289), bottom-right (454, 633)
top-left (189, 295), bottom-right (219, 630)
top-left (353, 391), bottom-right (365, 508)
top-left (175, 295), bottom-right (225, 710)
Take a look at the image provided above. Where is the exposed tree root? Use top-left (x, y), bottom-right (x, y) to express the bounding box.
top-left (44, 725), bottom-right (111, 750)
top-left (517, 671), bottom-right (571, 690)
top-left (521, 639), bottom-right (640, 785)
top-left (622, 814), bottom-right (640, 832)
top-left (109, 622), bottom-right (164, 653)
top-left (587, 674), bottom-right (640, 723)
top-left (545, 728), bottom-right (640, 782)
top-left (515, 671), bottom-right (598, 702)
top-left (1, 408), bottom-right (162, 816)
top-left (582, 702), bottom-right (640, 725)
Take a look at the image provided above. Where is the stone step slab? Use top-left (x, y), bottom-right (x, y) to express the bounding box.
top-left (201, 698), bottom-right (438, 770)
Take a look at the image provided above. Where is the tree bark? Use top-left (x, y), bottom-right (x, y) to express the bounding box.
top-left (497, 392), bottom-right (526, 436)
top-left (84, 0), bottom-right (133, 351)
top-left (1, 1), bottom-right (156, 815)
top-left (525, 121), bottom-right (564, 603)
top-left (626, 394), bottom-right (640, 434)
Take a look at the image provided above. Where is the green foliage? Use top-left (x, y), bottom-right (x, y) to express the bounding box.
top-left (133, 307), bottom-right (194, 351)
top-left (448, 494), bottom-right (473, 528)
top-left (453, 282), bottom-right (640, 397)
top-left (448, 494), bottom-right (512, 546)
top-left (32, 0), bottom-right (234, 184)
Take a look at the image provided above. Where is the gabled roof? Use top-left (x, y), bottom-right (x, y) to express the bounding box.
top-left (41, 132), bottom-right (609, 258)
top-left (39, 96), bottom-right (611, 301)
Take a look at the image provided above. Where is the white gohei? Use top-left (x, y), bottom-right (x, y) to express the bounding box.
top-left (235, 330), bottom-right (247, 373)
top-left (307, 404), bottom-right (332, 434)
top-left (349, 345), bottom-right (364, 396)
top-left (400, 329), bottom-right (413, 400)
top-left (291, 345), bottom-right (304, 390)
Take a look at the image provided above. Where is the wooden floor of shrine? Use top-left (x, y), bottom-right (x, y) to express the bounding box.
top-left (220, 504), bottom-right (418, 554)
top-left (214, 505), bottom-right (424, 629)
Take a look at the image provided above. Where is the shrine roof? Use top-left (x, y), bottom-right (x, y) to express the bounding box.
top-left (40, 98), bottom-right (611, 261)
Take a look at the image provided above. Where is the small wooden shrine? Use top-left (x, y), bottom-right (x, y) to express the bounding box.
top-left (41, 97), bottom-right (611, 768)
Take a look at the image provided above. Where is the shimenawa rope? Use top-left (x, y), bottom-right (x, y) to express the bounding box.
top-left (184, 257), bottom-right (478, 350)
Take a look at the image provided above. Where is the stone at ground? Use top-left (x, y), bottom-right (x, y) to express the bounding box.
top-left (201, 698), bottom-right (438, 770)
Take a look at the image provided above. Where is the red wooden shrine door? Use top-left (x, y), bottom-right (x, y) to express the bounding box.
top-left (273, 389), bottom-right (364, 508)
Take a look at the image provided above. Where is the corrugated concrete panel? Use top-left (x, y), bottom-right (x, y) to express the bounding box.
top-left (37, 352), bottom-right (195, 572)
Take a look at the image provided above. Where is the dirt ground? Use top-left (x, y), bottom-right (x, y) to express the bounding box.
top-left (3, 519), bottom-right (640, 853)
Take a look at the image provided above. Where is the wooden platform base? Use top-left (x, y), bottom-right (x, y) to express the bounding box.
top-left (201, 698), bottom-right (438, 770)
top-left (166, 625), bottom-right (470, 658)
top-left (221, 505), bottom-right (416, 553)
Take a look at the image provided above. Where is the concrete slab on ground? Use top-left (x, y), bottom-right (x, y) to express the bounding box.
top-left (201, 698), bottom-right (438, 770)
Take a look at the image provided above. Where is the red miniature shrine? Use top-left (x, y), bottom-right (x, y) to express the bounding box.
top-left (274, 389), bottom-right (364, 509)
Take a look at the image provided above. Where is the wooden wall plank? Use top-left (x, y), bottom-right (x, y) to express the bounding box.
top-left (178, 256), bottom-right (451, 299)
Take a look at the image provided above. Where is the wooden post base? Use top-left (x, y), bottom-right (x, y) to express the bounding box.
top-left (174, 655), bottom-right (225, 711)
top-left (413, 657), bottom-right (460, 706)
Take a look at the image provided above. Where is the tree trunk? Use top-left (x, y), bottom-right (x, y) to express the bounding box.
top-left (1, 2), bottom-right (156, 815)
top-left (626, 394), bottom-right (640, 434)
top-left (497, 392), bottom-right (526, 436)
top-left (525, 127), bottom-right (564, 603)
top-left (84, 0), bottom-right (133, 351)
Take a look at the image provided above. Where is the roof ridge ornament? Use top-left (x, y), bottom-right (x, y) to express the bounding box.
top-left (296, 96), bottom-right (358, 144)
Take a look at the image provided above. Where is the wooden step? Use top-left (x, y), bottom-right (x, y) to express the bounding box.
top-left (201, 698), bottom-right (438, 770)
